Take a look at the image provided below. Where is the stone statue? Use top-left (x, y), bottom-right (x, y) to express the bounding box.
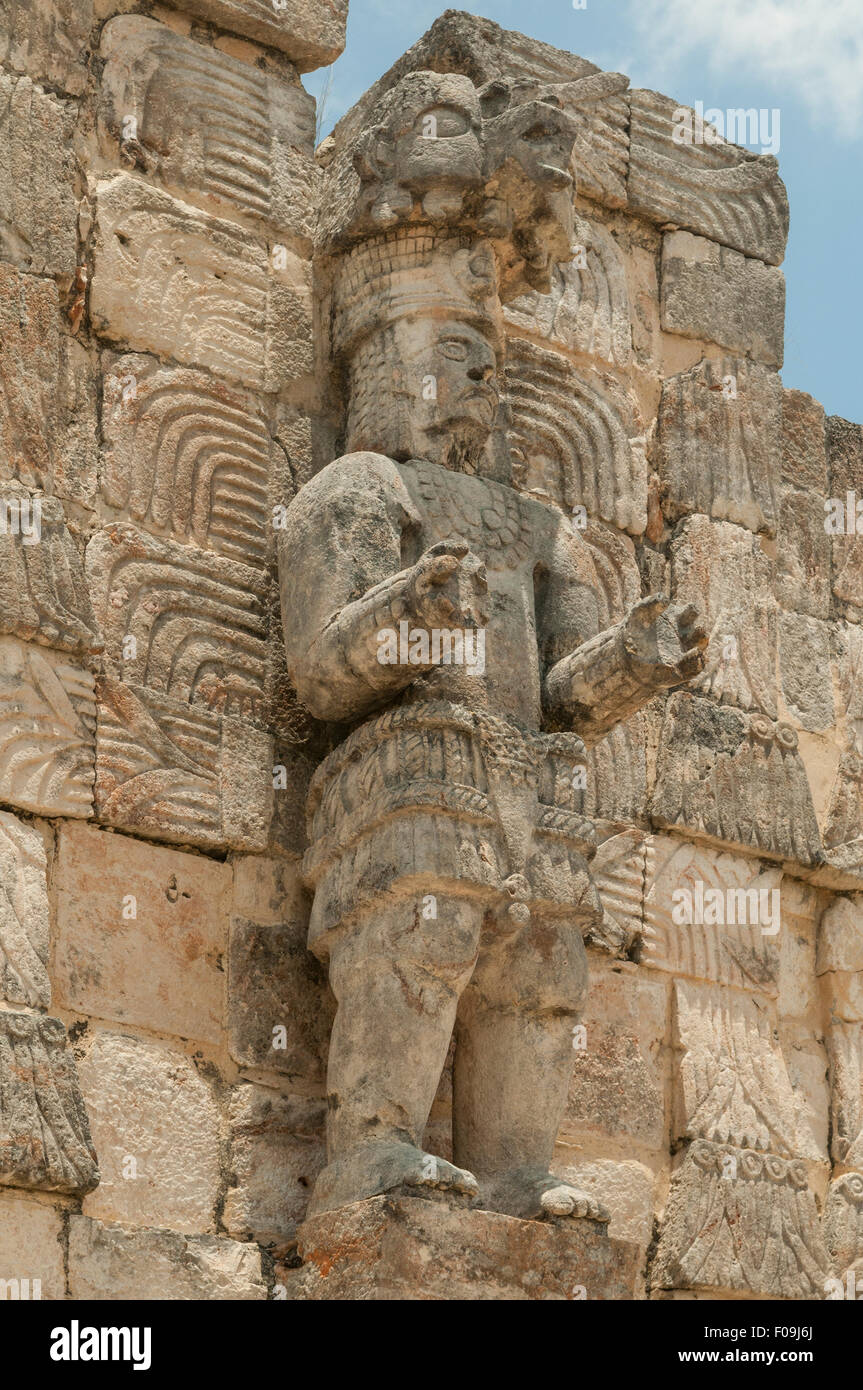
top-left (278, 72), bottom-right (708, 1222)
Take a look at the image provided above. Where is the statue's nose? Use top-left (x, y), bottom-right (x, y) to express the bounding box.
top-left (468, 361), bottom-right (495, 382)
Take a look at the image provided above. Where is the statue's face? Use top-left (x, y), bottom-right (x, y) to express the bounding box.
top-left (393, 316), bottom-right (500, 463)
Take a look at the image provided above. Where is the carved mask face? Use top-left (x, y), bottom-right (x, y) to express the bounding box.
top-left (393, 316), bottom-right (500, 462)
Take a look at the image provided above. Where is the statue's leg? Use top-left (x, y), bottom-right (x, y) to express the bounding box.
top-left (452, 912), bottom-right (609, 1222)
top-left (309, 891), bottom-right (484, 1216)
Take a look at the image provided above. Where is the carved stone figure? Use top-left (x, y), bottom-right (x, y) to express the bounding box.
top-left (279, 70), bottom-right (708, 1223)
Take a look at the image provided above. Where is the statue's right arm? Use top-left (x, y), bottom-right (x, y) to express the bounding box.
top-left (278, 453), bottom-right (485, 723)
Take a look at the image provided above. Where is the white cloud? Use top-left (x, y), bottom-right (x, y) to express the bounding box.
top-left (627, 0), bottom-right (863, 138)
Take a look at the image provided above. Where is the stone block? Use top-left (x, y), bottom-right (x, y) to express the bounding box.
top-left (0, 809), bottom-right (51, 1008)
top-left (652, 1140), bottom-right (829, 1298)
top-left (0, 1012), bottom-right (98, 1196)
top-left (79, 1033), bottom-right (221, 1234)
top-left (68, 1215), bottom-right (266, 1300)
top-left (90, 175), bottom-right (312, 392)
top-left (642, 835), bottom-right (781, 996)
top-left (229, 855), bottom-right (332, 1079)
top-left (286, 1195), bottom-right (641, 1300)
top-left (562, 963), bottom-right (667, 1152)
top-left (827, 416), bottom-right (863, 615)
top-left (656, 356), bottom-right (781, 535)
top-left (652, 693), bottom-right (823, 866)
top-left (99, 17), bottom-right (317, 240)
top-left (224, 1084), bottom-right (326, 1254)
top-left (94, 677), bottom-right (273, 853)
top-left (161, 0), bottom-right (347, 73)
top-left (0, 638), bottom-right (96, 819)
top-left (0, 0), bottom-right (92, 96)
top-left (670, 515), bottom-right (777, 715)
top-left (778, 613), bottom-right (834, 731)
top-left (782, 389), bottom-right (827, 493)
top-left (0, 1191), bottom-right (66, 1299)
top-left (0, 75), bottom-right (78, 276)
top-left (100, 354), bottom-right (279, 568)
top-left (661, 230), bottom-right (784, 365)
top-left (0, 266), bottom-right (98, 507)
top-left (54, 822), bottom-right (230, 1043)
top-left (628, 90), bottom-right (788, 264)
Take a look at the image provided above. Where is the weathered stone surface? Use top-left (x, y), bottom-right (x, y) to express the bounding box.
top-left (550, 1158), bottom-right (654, 1249)
top-left (100, 354), bottom-right (279, 568)
top-left (775, 486), bottom-right (832, 619)
top-left (652, 1140), bottom-right (829, 1298)
top-left (505, 339), bottom-right (646, 534)
top-left (0, 810), bottom-right (51, 1008)
top-left (0, 267), bottom-right (98, 507)
top-left (0, 484), bottom-right (100, 656)
top-left (818, 896), bottom-right (863, 975)
top-left (79, 1034), bottom-right (221, 1234)
top-left (587, 828), bottom-right (646, 957)
top-left (642, 835), bottom-right (781, 995)
top-left (825, 1021), bottom-right (863, 1167)
top-left (0, 75), bottom-right (78, 276)
top-left (0, 1191), bottom-right (66, 1299)
top-left (0, 0), bottom-right (92, 95)
top-left (224, 1084), bottom-right (326, 1254)
top-left (0, 1012), bottom-right (98, 1195)
top-left (778, 613), bottom-right (834, 731)
top-left (656, 356), bottom-right (781, 535)
top-left (54, 822), bottom-right (230, 1042)
top-left (661, 231), bottom-right (784, 365)
top-left (229, 855), bottom-right (331, 1079)
top-left (0, 638), bottom-right (96, 819)
top-left (672, 978), bottom-right (820, 1160)
top-left (87, 522), bottom-right (269, 719)
top-left (505, 212), bottom-right (632, 367)
top-left (90, 176), bottom-right (312, 392)
top-left (161, 0), bottom-right (347, 73)
top-left (827, 416), bottom-right (863, 616)
top-left (562, 964), bottom-right (667, 1152)
top-left (94, 677), bottom-right (273, 852)
top-left (824, 1174), bottom-right (863, 1278)
top-left (782, 389), bottom-right (828, 493)
top-left (68, 1215), bottom-right (266, 1300)
top-left (628, 90), bottom-right (789, 265)
top-left (652, 693), bottom-right (823, 865)
top-left (286, 1195), bottom-right (641, 1300)
top-left (670, 515), bottom-right (777, 715)
top-left (99, 17), bottom-right (317, 240)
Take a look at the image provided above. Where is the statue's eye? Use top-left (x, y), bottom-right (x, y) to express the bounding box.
top-left (417, 105), bottom-right (471, 139)
top-left (439, 339), bottom-right (469, 360)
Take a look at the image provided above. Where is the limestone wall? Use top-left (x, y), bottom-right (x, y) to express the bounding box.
top-left (0, 3), bottom-right (861, 1302)
top-left (0, 0), bottom-right (344, 1301)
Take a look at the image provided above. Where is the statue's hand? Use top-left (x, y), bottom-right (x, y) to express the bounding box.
top-left (623, 594), bottom-right (708, 690)
top-left (407, 537), bottom-right (489, 631)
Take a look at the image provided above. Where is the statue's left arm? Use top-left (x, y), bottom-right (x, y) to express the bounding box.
top-left (538, 529), bottom-right (708, 747)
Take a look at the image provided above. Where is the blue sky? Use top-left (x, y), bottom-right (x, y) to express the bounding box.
top-left (304, 0), bottom-right (862, 423)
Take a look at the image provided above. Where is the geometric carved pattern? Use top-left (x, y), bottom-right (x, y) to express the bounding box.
top-left (0, 638), bottom-right (96, 817)
top-left (506, 338), bottom-right (646, 534)
top-left (0, 810), bottom-right (51, 1009)
top-left (98, 16), bottom-right (316, 235)
top-left (643, 837), bottom-right (780, 995)
top-left (87, 523), bottom-right (268, 722)
top-left (0, 1011), bottom-right (99, 1196)
top-left (657, 357), bottom-right (781, 537)
top-left (652, 1140), bottom-right (829, 1299)
top-left (628, 90), bottom-right (789, 266)
top-left (652, 694), bottom-right (823, 866)
top-left (102, 356), bottom-right (272, 567)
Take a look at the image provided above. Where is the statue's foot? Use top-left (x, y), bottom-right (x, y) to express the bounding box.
top-left (308, 1140), bottom-right (478, 1217)
top-left (481, 1167), bottom-right (610, 1223)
